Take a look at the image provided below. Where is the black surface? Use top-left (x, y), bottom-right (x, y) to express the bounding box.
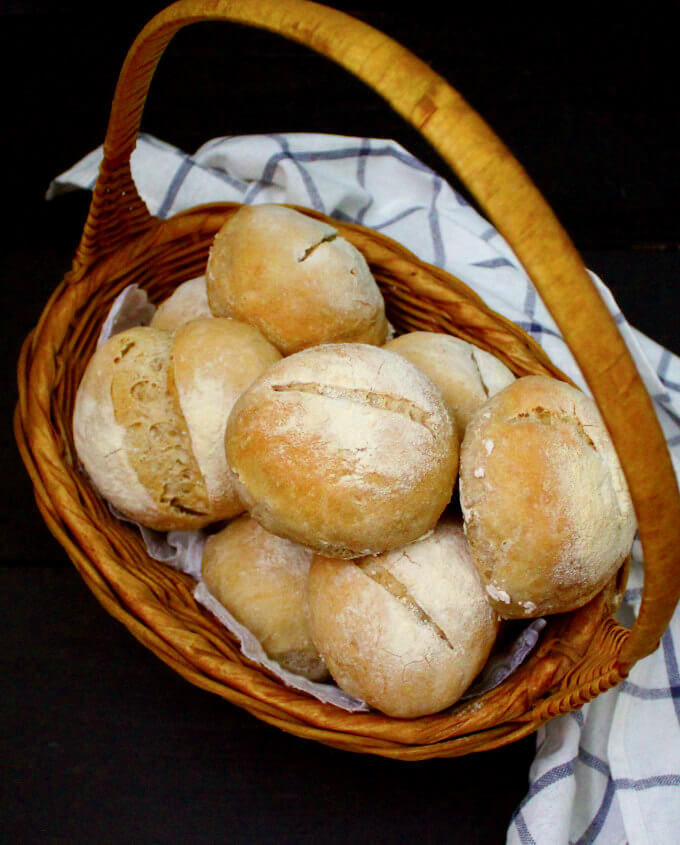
top-left (3, 2), bottom-right (679, 842)
top-left (3, 566), bottom-right (536, 843)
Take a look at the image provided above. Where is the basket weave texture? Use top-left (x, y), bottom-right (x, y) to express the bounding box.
top-left (15, 0), bottom-right (680, 759)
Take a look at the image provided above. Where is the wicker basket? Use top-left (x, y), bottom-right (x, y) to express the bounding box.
top-left (15, 0), bottom-right (680, 760)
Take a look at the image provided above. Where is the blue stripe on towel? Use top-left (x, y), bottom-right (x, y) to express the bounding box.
top-left (574, 776), bottom-right (617, 844)
top-left (663, 628), bottom-right (680, 727)
top-left (157, 155), bottom-right (194, 219)
top-left (471, 256), bottom-right (517, 268)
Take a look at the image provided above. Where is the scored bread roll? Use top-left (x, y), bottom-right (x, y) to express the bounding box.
top-left (150, 275), bottom-right (211, 332)
top-left (73, 320), bottom-right (281, 531)
top-left (225, 342), bottom-right (459, 558)
top-left (384, 331), bottom-right (515, 438)
top-left (459, 375), bottom-right (637, 618)
top-left (206, 204), bottom-right (388, 354)
top-left (307, 518), bottom-right (499, 718)
top-left (202, 515), bottom-right (328, 681)
top-left (73, 327), bottom-right (212, 530)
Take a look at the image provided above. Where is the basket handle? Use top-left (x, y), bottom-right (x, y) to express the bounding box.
top-left (75, 0), bottom-right (680, 670)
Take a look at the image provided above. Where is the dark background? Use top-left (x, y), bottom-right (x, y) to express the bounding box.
top-left (3, 1), bottom-right (678, 842)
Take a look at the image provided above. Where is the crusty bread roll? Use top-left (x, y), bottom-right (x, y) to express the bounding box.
top-left (307, 518), bottom-right (499, 717)
top-left (206, 204), bottom-right (388, 354)
top-left (150, 275), bottom-right (211, 332)
top-left (73, 327), bottom-right (211, 530)
top-left (202, 515), bottom-right (328, 681)
top-left (459, 375), bottom-right (636, 618)
top-left (225, 343), bottom-right (459, 558)
top-left (384, 331), bottom-right (515, 438)
top-left (171, 317), bottom-right (282, 519)
top-left (73, 320), bottom-right (281, 531)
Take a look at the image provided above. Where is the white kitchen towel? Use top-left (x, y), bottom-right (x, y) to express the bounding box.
top-left (50, 132), bottom-right (680, 844)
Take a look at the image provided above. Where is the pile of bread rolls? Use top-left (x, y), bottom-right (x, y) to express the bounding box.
top-left (73, 204), bottom-right (637, 718)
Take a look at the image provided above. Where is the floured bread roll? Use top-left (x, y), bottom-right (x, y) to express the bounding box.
top-left (73, 320), bottom-right (281, 531)
top-left (202, 515), bottom-right (328, 681)
top-left (150, 276), bottom-right (211, 332)
top-left (171, 317), bottom-right (282, 519)
top-left (459, 375), bottom-right (636, 618)
top-left (308, 518), bottom-right (499, 717)
top-left (225, 343), bottom-right (459, 558)
top-left (384, 331), bottom-right (515, 438)
top-left (206, 204), bottom-right (388, 354)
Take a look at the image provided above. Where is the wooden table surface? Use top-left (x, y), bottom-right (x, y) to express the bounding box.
top-left (3, 2), bottom-right (678, 842)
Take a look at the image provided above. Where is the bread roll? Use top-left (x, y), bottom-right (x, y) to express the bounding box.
top-left (459, 375), bottom-right (636, 618)
top-left (225, 343), bottom-right (459, 558)
top-left (73, 320), bottom-right (281, 531)
top-left (171, 317), bottom-right (282, 520)
top-left (308, 519), bottom-right (499, 717)
top-left (150, 276), bottom-right (211, 332)
top-left (384, 331), bottom-right (515, 438)
top-left (73, 327), bottom-right (212, 530)
top-left (206, 204), bottom-right (388, 354)
top-left (202, 515), bottom-right (328, 681)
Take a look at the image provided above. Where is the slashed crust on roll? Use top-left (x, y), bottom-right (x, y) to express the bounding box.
top-left (206, 204), bottom-right (388, 354)
top-left (226, 343), bottom-right (459, 558)
top-left (308, 519), bottom-right (499, 717)
top-left (459, 375), bottom-right (636, 618)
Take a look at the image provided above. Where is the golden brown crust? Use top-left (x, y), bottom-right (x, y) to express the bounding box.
top-left (202, 516), bottom-right (328, 681)
top-left (170, 317), bottom-right (281, 521)
top-left (206, 204), bottom-right (388, 354)
top-left (225, 343), bottom-right (459, 558)
top-left (150, 275), bottom-right (212, 332)
top-left (307, 519), bottom-right (499, 717)
top-left (74, 327), bottom-right (212, 530)
top-left (74, 320), bottom-right (283, 531)
top-left (459, 375), bottom-right (636, 618)
top-left (384, 331), bottom-right (515, 438)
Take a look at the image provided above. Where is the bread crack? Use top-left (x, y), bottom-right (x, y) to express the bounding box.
top-left (166, 498), bottom-right (209, 517)
top-left (357, 558), bottom-right (454, 650)
top-left (271, 381), bottom-right (435, 435)
top-left (110, 343), bottom-right (210, 515)
top-left (113, 340), bottom-right (136, 363)
top-left (298, 232), bottom-right (338, 262)
top-left (470, 348), bottom-right (490, 397)
top-left (512, 405), bottom-right (597, 451)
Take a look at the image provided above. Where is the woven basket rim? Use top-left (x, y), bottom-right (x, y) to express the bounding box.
top-left (15, 201), bottom-right (634, 759)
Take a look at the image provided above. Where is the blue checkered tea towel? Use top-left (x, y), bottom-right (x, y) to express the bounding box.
top-left (50, 132), bottom-right (680, 844)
